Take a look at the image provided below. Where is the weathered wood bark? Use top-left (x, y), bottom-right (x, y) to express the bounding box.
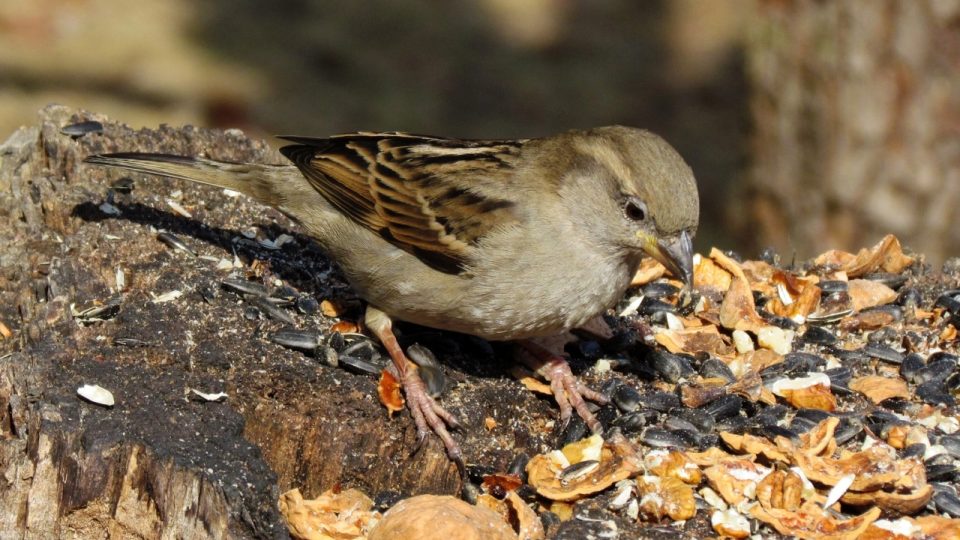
top-left (0, 106), bottom-right (558, 538)
top-left (745, 0), bottom-right (960, 264)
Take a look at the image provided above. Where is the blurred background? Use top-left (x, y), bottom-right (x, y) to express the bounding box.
top-left (1, 0), bottom-right (958, 264)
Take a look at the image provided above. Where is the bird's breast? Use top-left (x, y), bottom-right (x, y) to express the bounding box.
top-left (330, 217), bottom-right (637, 341)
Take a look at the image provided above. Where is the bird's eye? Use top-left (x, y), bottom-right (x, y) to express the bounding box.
top-left (624, 198), bottom-right (647, 222)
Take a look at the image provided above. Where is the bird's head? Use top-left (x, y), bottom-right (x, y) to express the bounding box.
top-left (552, 126), bottom-right (699, 286)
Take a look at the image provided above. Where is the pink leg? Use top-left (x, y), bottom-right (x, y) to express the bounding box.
top-left (365, 306), bottom-right (462, 465)
top-left (518, 340), bottom-right (609, 434)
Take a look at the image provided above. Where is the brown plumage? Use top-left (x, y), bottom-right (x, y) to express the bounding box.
top-left (85, 126), bottom-right (699, 465)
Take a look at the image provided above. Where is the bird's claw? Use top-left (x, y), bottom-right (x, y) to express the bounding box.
top-left (518, 340), bottom-right (609, 435)
top-left (541, 356), bottom-right (608, 434)
top-left (401, 362), bottom-right (462, 464)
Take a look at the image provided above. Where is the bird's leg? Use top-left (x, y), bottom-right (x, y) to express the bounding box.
top-left (364, 306), bottom-right (462, 464)
top-left (517, 339), bottom-right (609, 434)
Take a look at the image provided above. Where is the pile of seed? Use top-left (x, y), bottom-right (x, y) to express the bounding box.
top-left (504, 237), bottom-right (960, 538)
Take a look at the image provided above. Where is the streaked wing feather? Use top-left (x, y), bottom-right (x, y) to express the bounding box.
top-left (279, 132), bottom-right (524, 273)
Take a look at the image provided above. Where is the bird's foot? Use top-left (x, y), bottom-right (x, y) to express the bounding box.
top-left (365, 306), bottom-right (463, 471)
top-left (518, 340), bottom-right (609, 434)
top-left (399, 360), bottom-right (462, 465)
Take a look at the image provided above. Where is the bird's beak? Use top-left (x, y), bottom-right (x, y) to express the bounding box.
top-left (640, 230), bottom-right (694, 288)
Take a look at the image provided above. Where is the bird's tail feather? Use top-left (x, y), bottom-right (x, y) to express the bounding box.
top-left (83, 153), bottom-right (283, 204)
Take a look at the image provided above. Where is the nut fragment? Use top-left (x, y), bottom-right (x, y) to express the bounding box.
top-left (712, 509), bottom-right (751, 539)
top-left (368, 495), bottom-right (514, 540)
top-left (636, 475), bottom-right (696, 521)
top-left (279, 487), bottom-right (378, 540)
top-left (527, 435), bottom-right (641, 501)
top-left (644, 449), bottom-right (701, 484)
top-left (750, 501), bottom-right (880, 539)
top-left (849, 376), bottom-right (910, 404)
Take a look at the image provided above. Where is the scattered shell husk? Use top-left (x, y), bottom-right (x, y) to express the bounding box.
top-left (278, 487), bottom-right (378, 540)
top-left (636, 475), bottom-right (696, 521)
top-left (526, 435), bottom-right (641, 501)
top-left (77, 384), bottom-right (115, 407)
top-left (476, 491), bottom-right (545, 540)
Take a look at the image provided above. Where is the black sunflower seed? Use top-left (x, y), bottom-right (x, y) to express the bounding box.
top-left (833, 418), bottom-right (863, 445)
top-left (639, 427), bottom-right (687, 448)
top-left (407, 343), bottom-right (447, 398)
top-left (916, 358), bottom-right (957, 384)
top-left (650, 350), bottom-right (695, 383)
top-left (613, 384), bottom-right (642, 413)
top-left (861, 343), bottom-right (904, 364)
top-left (936, 434), bottom-right (960, 458)
top-left (248, 296), bottom-right (296, 324)
top-left (933, 488), bottom-right (960, 517)
top-left (642, 281), bottom-right (680, 299)
top-left (895, 287), bottom-right (922, 308)
top-left (801, 326), bottom-right (837, 345)
top-left (700, 395), bottom-right (743, 420)
top-left (902, 443), bottom-right (927, 460)
top-left (789, 416), bottom-right (819, 433)
top-left (668, 407), bottom-right (715, 433)
top-left (339, 355), bottom-right (386, 376)
top-left (269, 329), bottom-right (321, 351)
top-left (818, 280), bottom-right (848, 294)
top-left (611, 409), bottom-right (658, 433)
top-left (61, 120), bottom-right (103, 137)
top-left (296, 296), bottom-right (319, 314)
top-left (637, 391), bottom-right (681, 412)
top-left (698, 357), bottom-right (736, 383)
top-left (862, 272), bottom-right (908, 289)
top-left (222, 278), bottom-right (269, 298)
top-left (899, 353), bottom-right (926, 383)
top-left (752, 404), bottom-right (789, 427)
top-left (917, 380), bottom-right (955, 406)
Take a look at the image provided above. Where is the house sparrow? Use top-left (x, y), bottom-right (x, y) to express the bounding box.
top-left (84, 126), bottom-right (699, 467)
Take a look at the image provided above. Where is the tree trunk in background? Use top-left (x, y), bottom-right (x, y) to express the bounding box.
top-left (745, 0), bottom-right (960, 266)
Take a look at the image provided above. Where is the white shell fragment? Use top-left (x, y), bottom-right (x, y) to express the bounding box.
top-left (711, 508), bottom-right (750, 537)
top-left (757, 326), bottom-right (793, 355)
top-left (151, 290), bottom-right (183, 303)
top-left (258, 234), bottom-right (294, 250)
top-left (769, 372), bottom-right (832, 397)
top-left (115, 267), bottom-right (126, 291)
top-left (776, 283), bottom-right (794, 306)
top-left (699, 487), bottom-right (727, 510)
top-left (665, 312), bottom-right (684, 331)
top-left (222, 188), bottom-right (241, 197)
top-left (593, 358), bottom-right (613, 374)
top-left (607, 480), bottom-right (635, 510)
top-left (166, 198), bottom-right (192, 218)
top-left (823, 473), bottom-right (854, 508)
top-left (618, 295), bottom-right (644, 317)
top-left (873, 519), bottom-right (921, 537)
top-left (578, 434), bottom-right (604, 462)
top-left (77, 384), bottom-right (115, 407)
top-left (189, 388), bottom-right (228, 402)
top-left (732, 330), bottom-right (754, 354)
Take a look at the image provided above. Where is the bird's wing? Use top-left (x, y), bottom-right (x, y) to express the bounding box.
top-left (279, 132), bottom-right (526, 273)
